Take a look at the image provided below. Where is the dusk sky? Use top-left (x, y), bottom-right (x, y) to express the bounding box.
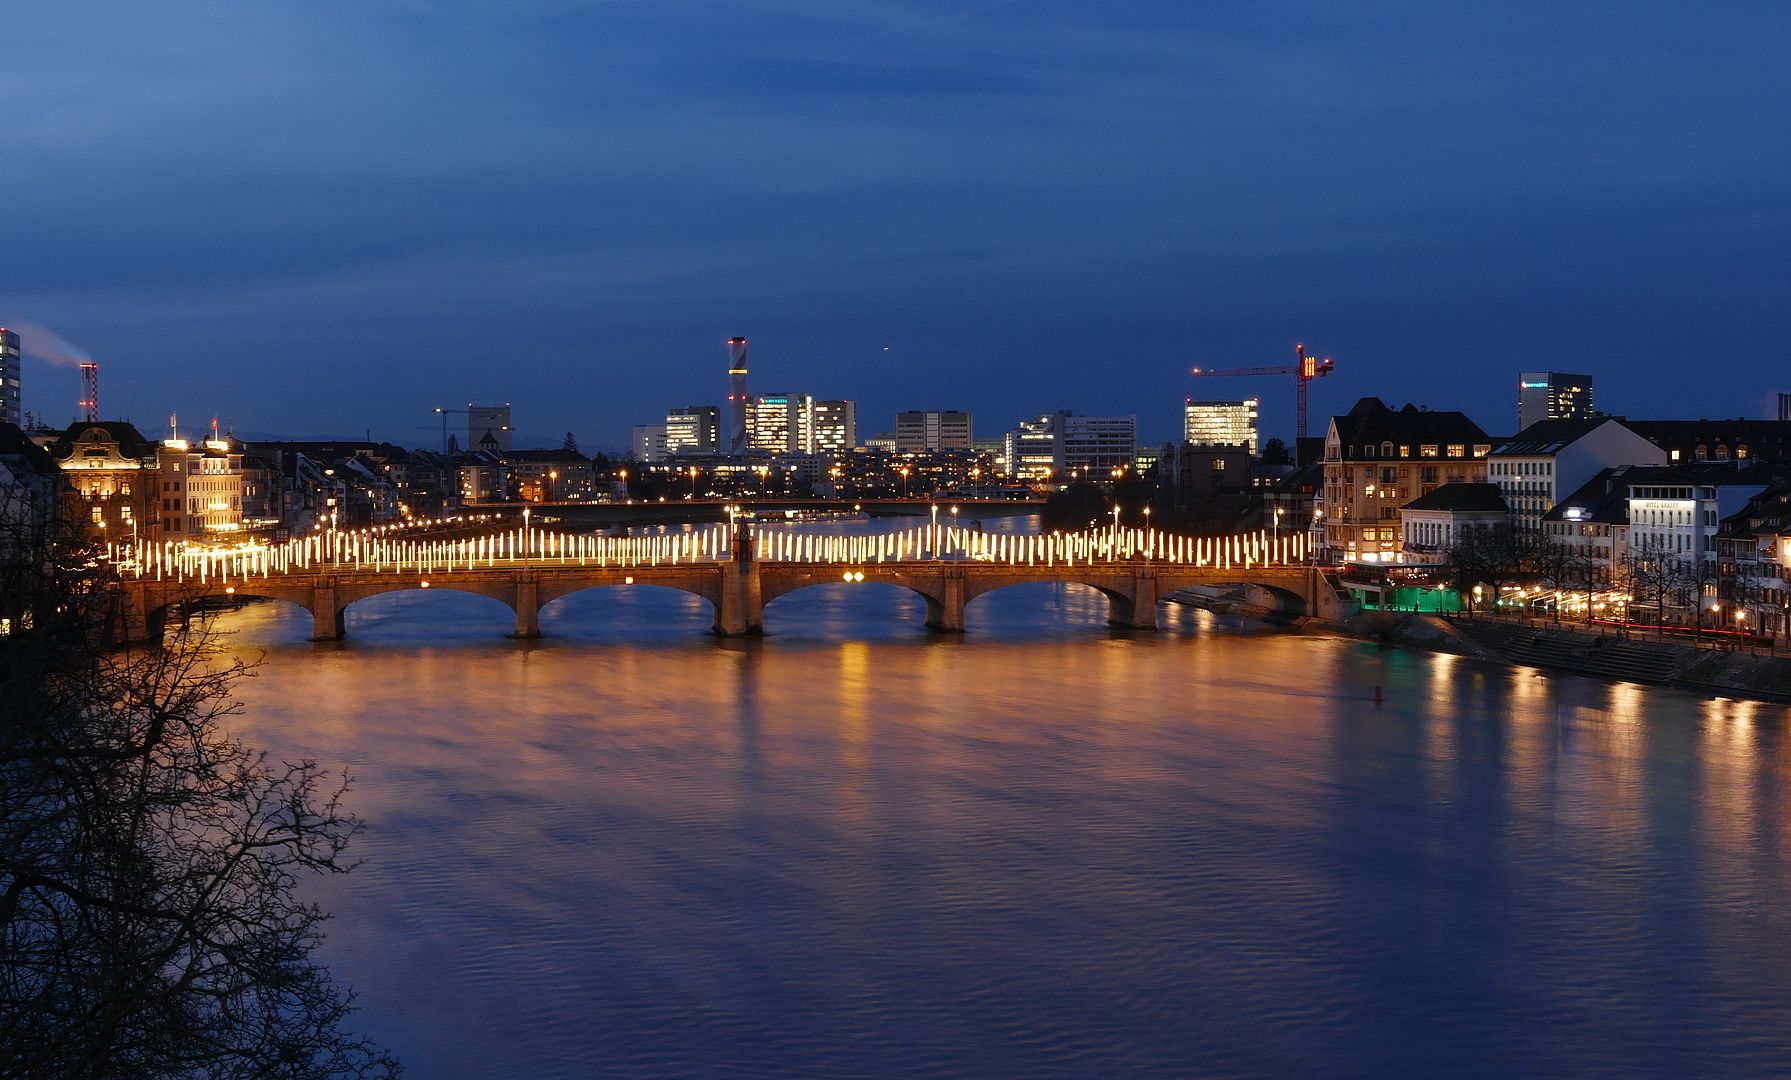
top-left (4, 1), bottom-right (1787, 450)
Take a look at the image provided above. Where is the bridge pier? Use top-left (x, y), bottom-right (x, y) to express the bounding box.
top-left (515, 578), bottom-right (541, 638)
top-left (1110, 569), bottom-right (1159, 631)
top-left (714, 561), bottom-right (763, 636)
top-left (311, 585), bottom-right (344, 641)
top-left (926, 570), bottom-right (966, 633)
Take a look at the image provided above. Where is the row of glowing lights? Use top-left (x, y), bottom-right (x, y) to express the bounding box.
top-left (1484, 585), bottom-right (1763, 627)
top-left (109, 520), bottom-right (1309, 583)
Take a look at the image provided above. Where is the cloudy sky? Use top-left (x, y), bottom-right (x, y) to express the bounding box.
top-left (3, 0), bottom-right (1786, 449)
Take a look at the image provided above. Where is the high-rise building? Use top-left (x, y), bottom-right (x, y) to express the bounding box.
top-left (1517, 372), bottom-right (1594, 432)
top-left (632, 424), bottom-right (668, 463)
top-left (812, 400), bottom-right (857, 454)
top-left (665, 406), bottom-right (720, 456)
top-left (749, 393), bottom-right (814, 454)
top-left (894, 410), bottom-right (973, 453)
top-left (468, 404), bottom-right (512, 453)
top-left (0, 328), bottom-right (19, 428)
top-left (1183, 398), bottom-right (1259, 454)
top-left (727, 338), bottom-right (750, 454)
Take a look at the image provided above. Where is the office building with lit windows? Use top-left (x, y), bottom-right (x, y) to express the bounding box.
top-left (1517, 372), bottom-right (1593, 432)
top-left (665, 406), bottom-right (721, 456)
top-left (1183, 398), bottom-right (1259, 455)
top-left (812, 400), bottom-right (857, 454)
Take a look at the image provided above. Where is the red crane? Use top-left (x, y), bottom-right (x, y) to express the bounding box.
top-left (1190, 344), bottom-right (1335, 440)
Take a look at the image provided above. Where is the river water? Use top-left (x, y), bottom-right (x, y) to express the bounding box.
top-left (215, 525), bottom-right (1791, 1078)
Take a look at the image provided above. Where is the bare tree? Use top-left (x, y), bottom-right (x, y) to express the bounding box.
top-left (0, 486), bottom-right (397, 1078)
top-left (1442, 523), bottom-right (1534, 614)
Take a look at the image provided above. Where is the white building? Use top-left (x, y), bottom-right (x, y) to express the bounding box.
top-left (157, 437), bottom-right (246, 542)
top-left (1002, 411), bottom-right (1137, 481)
top-left (1400, 483), bottom-right (1510, 564)
top-left (1488, 418), bottom-right (1668, 534)
top-left (1183, 398), bottom-right (1259, 455)
top-left (1626, 465), bottom-right (1771, 567)
top-left (1541, 467), bottom-right (1636, 586)
top-left (631, 424), bottom-right (668, 463)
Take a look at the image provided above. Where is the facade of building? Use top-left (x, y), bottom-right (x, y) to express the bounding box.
top-left (632, 424), bottom-right (668, 463)
top-left (1183, 398), bottom-right (1259, 455)
top-left (1487, 418), bottom-right (1668, 534)
top-left (1399, 483), bottom-right (1509, 564)
top-left (895, 410), bottom-right (973, 454)
top-left (500, 448), bottom-right (592, 502)
top-left (155, 437), bottom-right (247, 541)
top-left (0, 328), bottom-right (19, 428)
top-left (1319, 398), bottom-right (1493, 562)
top-left (665, 406), bottom-right (720, 456)
top-left (812, 400), bottom-right (857, 455)
top-left (1002, 411), bottom-right (1137, 482)
top-left (468, 404), bottom-right (512, 454)
top-left (1625, 464), bottom-right (1774, 568)
top-left (41, 422), bottom-right (161, 542)
top-left (1541, 467), bottom-right (1636, 587)
top-left (750, 393), bottom-right (814, 455)
top-left (1517, 372), bottom-right (1594, 432)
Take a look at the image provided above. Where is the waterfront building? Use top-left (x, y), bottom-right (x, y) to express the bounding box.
top-left (1517, 372), bottom-right (1594, 432)
top-left (1542, 467), bottom-right (1637, 587)
top-left (1399, 483), bottom-right (1509, 564)
top-left (500, 447), bottom-right (591, 502)
top-left (1624, 464), bottom-right (1777, 567)
top-left (665, 406), bottom-right (720, 456)
top-left (0, 328), bottom-right (19, 428)
top-left (41, 421), bottom-right (161, 542)
top-left (155, 434), bottom-right (246, 541)
top-left (1319, 397), bottom-right (1493, 562)
top-left (895, 410), bottom-right (973, 454)
top-left (1183, 398), bottom-right (1259, 455)
top-left (1713, 482), bottom-right (1791, 638)
top-left (1487, 418), bottom-right (1668, 534)
top-left (468, 404), bottom-right (512, 454)
top-left (632, 424), bottom-right (668, 463)
top-left (812, 400), bottom-right (857, 455)
top-left (1004, 414), bottom-right (1060, 482)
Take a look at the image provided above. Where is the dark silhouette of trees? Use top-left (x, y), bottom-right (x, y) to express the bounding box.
top-left (1261, 437), bottom-right (1291, 466)
top-left (0, 489), bottom-right (396, 1078)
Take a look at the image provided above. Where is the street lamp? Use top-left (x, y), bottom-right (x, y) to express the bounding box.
top-left (549, 469), bottom-right (558, 503)
top-left (899, 466), bottom-right (911, 499)
top-left (689, 466), bottom-right (700, 500)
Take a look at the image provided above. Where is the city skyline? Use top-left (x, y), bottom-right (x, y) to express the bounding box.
top-left (3, 3), bottom-right (1787, 448)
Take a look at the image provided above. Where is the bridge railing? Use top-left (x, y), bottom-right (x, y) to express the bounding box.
top-left (107, 520), bottom-right (1308, 584)
top-left (755, 524), bottom-right (1304, 569)
top-left (109, 522), bottom-right (738, 584)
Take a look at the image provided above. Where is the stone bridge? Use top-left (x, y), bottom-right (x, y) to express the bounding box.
top-left (115, 559), bottom-right (1355, 644)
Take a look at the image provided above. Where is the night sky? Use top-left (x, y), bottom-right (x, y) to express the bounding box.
top-left (4, 1), bottom-right (1787, 450)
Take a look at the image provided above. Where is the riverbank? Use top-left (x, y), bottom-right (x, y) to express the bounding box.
top-left (1354, 611), bottom-right (1791, 705)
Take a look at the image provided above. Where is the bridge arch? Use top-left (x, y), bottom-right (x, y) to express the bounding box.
top-left (536, 581), bottom-right (719, 637)
top-left (962, 576), bottom-right (1145, 629)
top-left (760, 577), bottom-right (944, 634)
top-left (337, 584), bottom-right (521, 641)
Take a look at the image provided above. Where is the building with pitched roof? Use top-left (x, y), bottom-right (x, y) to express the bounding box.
top-left (1319, 398), bottom-right (1493, 562)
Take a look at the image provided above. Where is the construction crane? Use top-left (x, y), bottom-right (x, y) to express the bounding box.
top-left (1190, 344), bottom-right (1335, 440)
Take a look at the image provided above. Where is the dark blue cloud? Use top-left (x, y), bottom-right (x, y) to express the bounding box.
top-left (3, 0), bottom-right (1787, 446)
